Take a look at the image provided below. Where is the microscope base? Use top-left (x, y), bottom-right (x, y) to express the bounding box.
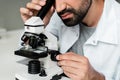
top-left (15, 69), bottom-right (70, 80)
top-left (15, 57), bottom-right (70, 80)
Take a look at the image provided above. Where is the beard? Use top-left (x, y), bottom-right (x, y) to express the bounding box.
top-left (57, 0), bottom-right (92, 27)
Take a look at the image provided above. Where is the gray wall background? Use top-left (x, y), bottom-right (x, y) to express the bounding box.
top-left (0, 0), bottom-right (29, 31)
top-left (0, 0), bottom-right (120, 31)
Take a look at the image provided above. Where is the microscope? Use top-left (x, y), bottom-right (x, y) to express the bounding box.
top-left (14, 0), bottom-right (70, 80)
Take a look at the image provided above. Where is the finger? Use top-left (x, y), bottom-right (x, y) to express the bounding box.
top-left (20, 7), bottom-right (33, 16)
top-left (56, 52), bottom-right (87, 62)
top-left (58, 60), bottom-right (82, 68)
top-left (58, 60), bottom-right (88, 71)
top-left (64, 71), bottom-right (80, 80)
top-left (31, 0), bottom-right (40, 4)
top-left (61, 66), bottom-right (80, 75)
top-left (20, 7), bottom-right (33, 22)
top-left (26, 2), bottom-right (41, 10)
top-left (58, 59), bottom-right (90, 76)
top-left (32, 0), bottom-right (46, 6)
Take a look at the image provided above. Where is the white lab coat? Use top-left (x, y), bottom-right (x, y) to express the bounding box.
top-left (46, 0), bottom-right (120, 79)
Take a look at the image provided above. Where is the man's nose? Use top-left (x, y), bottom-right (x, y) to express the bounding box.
top-left (55, 0), bottom-right (67, 13)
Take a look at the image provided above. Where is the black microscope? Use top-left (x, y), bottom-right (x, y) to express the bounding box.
top-left (14, 0), bottom-right (70, 80)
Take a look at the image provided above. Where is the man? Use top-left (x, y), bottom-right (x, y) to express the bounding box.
top-left (20, 0), bottom-right (120, 80)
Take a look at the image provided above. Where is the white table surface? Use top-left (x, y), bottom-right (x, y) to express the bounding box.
top-left (0, 29), bottom-right (24, 80)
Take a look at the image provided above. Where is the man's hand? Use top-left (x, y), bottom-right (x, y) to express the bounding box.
top-left (20, 0), bottom-right (55, 26)
top-left (56, 52), bottom-right (105, 80)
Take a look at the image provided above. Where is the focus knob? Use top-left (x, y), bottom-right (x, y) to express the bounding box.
top-left (28, 60), bottom-right (41, 74)
top-left (49, 50), bottom-right (61, 61)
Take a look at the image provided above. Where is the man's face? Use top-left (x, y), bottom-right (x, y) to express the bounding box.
top-left (55, 0), bottom-right (92, 26)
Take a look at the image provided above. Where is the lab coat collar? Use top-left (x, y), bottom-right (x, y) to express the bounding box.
top-left (85, 0), bottom-right (119, 45)
top-left (60, 24), bottom-right (80, 53)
